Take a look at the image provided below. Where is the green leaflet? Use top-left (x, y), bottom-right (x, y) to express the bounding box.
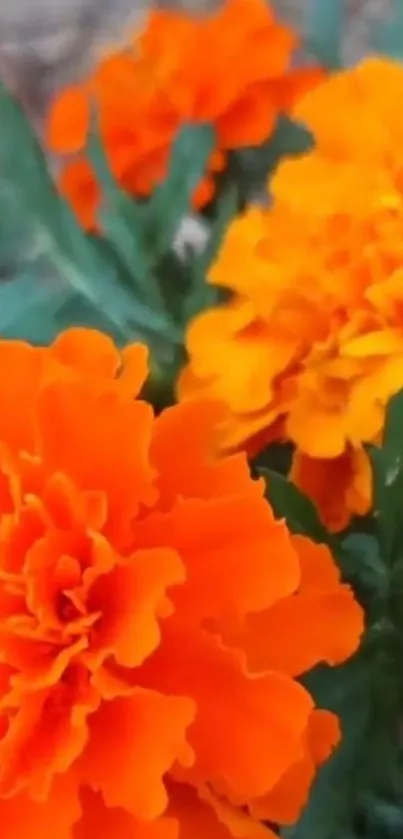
top-left (282, 654), bottom-right (373, 839)
top-left (0, 83), bottom-right (151, 344)
top-left (138, 122), bottom-right (215, 262)
top-left (370, 390), bottom-right (403, 566)
top-left (0, 86), bottom-right (219, 367)
top-left (259, 466), bottom-right (330, 543)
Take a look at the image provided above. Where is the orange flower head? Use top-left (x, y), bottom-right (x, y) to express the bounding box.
top-left (0, 327), bottom-right (363, 838)
top-left (46, 0), bottom-right (323, 229)
top-left (179, 57), bottom-right (403, 530)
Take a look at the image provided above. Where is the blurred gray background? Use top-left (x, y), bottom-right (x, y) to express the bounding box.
top-left (0, 0), bottom-right (393, 123)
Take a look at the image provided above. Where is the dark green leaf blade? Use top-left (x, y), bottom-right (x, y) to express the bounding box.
top-left (282, 654), bottom-right (373, 839)
top-left (259, 467), bottom-right (329, 542)
top-left (370, 389), bottom-right (403, 564)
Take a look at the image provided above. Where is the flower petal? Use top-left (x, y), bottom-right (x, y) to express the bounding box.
top-left (135, 495), bottom-right (299, 625)
top-left (242, 586), bottom-right (364, 677)
top-left (0, 774), bottom-right (81, 839)
top-left (252, 709), bottom-right (340, 824)
top-left (75, 787), bottom-right (179, 839)
top-left (138, 625), bottom-right (313, 798)
top-left (37, 380), bottom-right (156, 544)
top-left (84, 547), bottom-right (185, 669)
top-left (51, 329), bottom-right (149, 398)
top-left (0, 669), bottom-right (99, 800)
top-left (169, 782), bottom-right (275, 839)
top-left (150, 400), bottom-right (257, 506)
top-left (290, 448), bottom-right (372, 532)
top-left (46, 86), bottom-right (89, 153)
top-left (78, 688), bottom-right (195, 819)
top-left (0, 342), bottom-right (43, 454)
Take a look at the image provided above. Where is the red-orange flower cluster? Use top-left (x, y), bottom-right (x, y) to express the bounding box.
top-left (46, 0), bottom-right (322, 228)
top-left (180, 58), bottom-right (403, 531)
top-left (0, 327), bottom-right (363, 838)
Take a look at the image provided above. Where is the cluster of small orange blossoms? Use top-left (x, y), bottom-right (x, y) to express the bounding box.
top-left (46, 0), bottom-right (322, 229)
top-left (0, 328), bottom-right (363, 838)
top-left (179, 57), bottom-right (403, 532)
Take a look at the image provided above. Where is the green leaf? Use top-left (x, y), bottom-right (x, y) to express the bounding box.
top-left (0, 84), bottom-right (182, 351)
top-left (86, 113), bottom-right (166, 314)
top-left (88, 115), bottom-right (216, 339)
top-left (259, 468), bottom-right (367, 586)
top-left (145, 123), bottom-right (215, 260)
top-left (184, 184), bottom-right (239, 319)
top-left (304, 0), bottom-right (343, 68)
top-left (365, 800), bottom-right (403, 839)
top-left (370, 389), bottom-right (403, 564)
top-left (0, 271), bottom-right (70, 342)
top-left (232, 117), bottom-right (312, 200)
top-left (282, 654), bottom-right (373, 839)
top-left (259, 467), bottom-right (329, 542)
top-left (341, 533), bottom-right (387, 595)
top-left (90, 120), bottom-right (214, 269)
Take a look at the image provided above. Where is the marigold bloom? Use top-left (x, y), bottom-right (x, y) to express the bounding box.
top-left (46, 0), bottom-right (322, 229)
top-left (0, 327), bottom-right (363, 838)
top-left (179, 57), bottom-right (403, 530)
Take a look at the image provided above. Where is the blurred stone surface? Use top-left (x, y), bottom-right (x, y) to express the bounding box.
top-left (272, 0), bottom-right (393, 64)
top-left (0, 0), bottom-right (221, 122)
top-left (0, 0), bottom-right (394, 124)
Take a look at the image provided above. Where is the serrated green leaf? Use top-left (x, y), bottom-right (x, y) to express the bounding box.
top-left (370, 389), bottom-right (403, 564)
top-left (232, 117), bottom-right (313, 200)
top-left (259, 467), bottom-right (367, 586)
top-left (184, 185), bottom-right (238, 319)
top-left (259, 467), bottom-right (329, 542)
top-left (282, 654), bottom-right (373, 839)
top-left (0, 84), bottom-right (181, 350)
top-left (0, 271), bottom-right (70, 341)
top-left (90, 120), bottom-right (215, 272)
top-left (87, 115), bottom-right (216, 335)
top-left (86, 114), bottom-right (166, 314)
top-left (341, 533), bottom-right (387, 595)
top-left (145, 123), bottom-right (215, 260)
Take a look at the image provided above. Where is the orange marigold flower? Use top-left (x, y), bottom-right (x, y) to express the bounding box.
top-left (46, 0), bottom-right (323, 229)
top-left (0, 327), bottom-right (363, 838)
top-left (179, 57), bottom-right (403, 530)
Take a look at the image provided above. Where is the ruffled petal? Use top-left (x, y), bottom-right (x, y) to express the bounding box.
top-left (252, 710), bottom-right (340, 824)
top-left (77, 688), bottom-right (195, 819)
top-left (291, 448), bottom-right (372, 532)
top-left (75, 787), bottom-right (179, 839)
top-left (0, 342), bottom-right (43, 454)
top-left (0, 774), bottom-right (81, 839)
top-left (150, 400), bottom-right (258, 506)
top-left (134, 495), bottom-right (299, 625)
top-left (84, 547), bottom-right (185, 669)
top-left (169, 782), bottom-right (275, 839)
top-left (138, 624), bottom-right (313, 799)
top-left (50, 329), bottom-right (149, 398)
top-left (0, 668), bottom-right (99, 799)
top-left (37, 380), bottom-right (157, 544)
top-left (46, 86), bottom-right (90, 153)
top-left (241, 539), bottom-right (364, 677)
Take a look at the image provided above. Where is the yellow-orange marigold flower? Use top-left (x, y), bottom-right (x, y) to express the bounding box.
top-left (179, 57), bottom-right (403, 530)
top-left (0, 327), bottom-right (363, 838)
top-left (46, 0), bottom-right (322, 229)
